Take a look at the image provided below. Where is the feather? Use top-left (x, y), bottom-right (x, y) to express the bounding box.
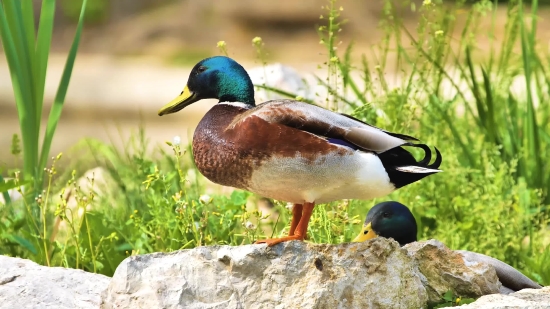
top-left (345, 127), bottom-right (406, 153)
top-left (230, 99), bottom-right (411, 153)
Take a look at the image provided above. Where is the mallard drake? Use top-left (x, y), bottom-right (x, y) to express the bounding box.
top-left (353, 201), bottom-right (543, 293)
top-left (158, 56), bottom-right (442, 246)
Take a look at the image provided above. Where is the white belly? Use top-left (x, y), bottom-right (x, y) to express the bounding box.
top-left (246, 151), bottom-right (395, 204)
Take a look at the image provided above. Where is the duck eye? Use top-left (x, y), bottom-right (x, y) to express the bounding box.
top-left (197, 66), bottom-right (207, 73)
top-left (363, 230), bottom-right (368, 235)
top-left (382, 212), bottom-right (390, 218)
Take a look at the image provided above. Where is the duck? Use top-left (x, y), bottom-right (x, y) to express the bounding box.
top-left (158, 56), bottom-right (442, 246)
top-left (353, 201), bottom-right (543, 293)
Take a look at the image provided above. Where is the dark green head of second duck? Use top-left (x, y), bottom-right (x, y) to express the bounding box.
top-left (353, 201), bottom-right (418, 246)
top-left (158, 56), bottom-right (255, 116)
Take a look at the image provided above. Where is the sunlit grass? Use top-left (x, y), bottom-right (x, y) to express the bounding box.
top-left (0, 0), bottom-right (87, 266)
top-left (0, 0), bottom-right (87, 211)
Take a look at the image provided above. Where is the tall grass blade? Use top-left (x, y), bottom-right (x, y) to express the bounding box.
top-left (0, 1), bottom-right (36, 182)
top-left (465, 48), bottom-right (486, 128)
top-left (503, 93), bottom-right (520, 158)
top-left (3, 233), bottom-right (38, 255)
top-left (38, 0), bottom-right (88, 177)
top-left (530, 0), bottom-right (538, 48)
top-left (430, 95), bottom-right (476, 167)
top-left (497, 3), bottom-right (519, 76)
top-left (35, 0), bottom-right (56, 126)
top-left (337, 42), bottom-right (367, 107)
top-left (518, 0), bottom-right (543, 189)
top-left (10, 1), bottom-right (38, 129)
top-left (20, 1), bottom-right (36, 58)
top-left (481, 67), bottom-right (500, 145)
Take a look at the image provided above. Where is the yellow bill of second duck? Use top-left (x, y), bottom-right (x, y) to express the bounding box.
top-left (352, 222), bottom-right (378, 242)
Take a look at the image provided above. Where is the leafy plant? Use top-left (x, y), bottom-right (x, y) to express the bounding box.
top-left (431, 290), bottom-right (476, 308)
top-left (0, 0), bottom-right (87, 209)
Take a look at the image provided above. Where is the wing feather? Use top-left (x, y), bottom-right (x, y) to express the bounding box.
top-left (230, 99), bottom-right (410, 153)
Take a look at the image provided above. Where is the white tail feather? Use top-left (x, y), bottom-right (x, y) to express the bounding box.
top-left (395, 166), bottom-right (442, 174)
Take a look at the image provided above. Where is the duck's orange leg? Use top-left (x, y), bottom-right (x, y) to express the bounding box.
top-left (255, 202), bottom-right (315, 247)
top-left (288, 204), bottom-right (303, 236)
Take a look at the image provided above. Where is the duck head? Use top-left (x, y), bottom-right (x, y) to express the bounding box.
top-left (158, 56), bottom-right (255, 116)
top-left (352, 201), bottom-right (418, 246)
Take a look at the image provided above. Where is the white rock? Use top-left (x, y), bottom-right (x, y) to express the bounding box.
top-left (248, 63), bottom-right (313, 102)
top-left (101, 239), bottom-right (428, 309)
top-left (1, 239), bottom-right (540, 308)
top-left (405, 239), bottom-right (501, 304)
top-left (440, 286), bottom-right (550, 309)
top-left (100, 239), bottom-right (509, 309)
top-left (0, 255), bottom-right (110, 309)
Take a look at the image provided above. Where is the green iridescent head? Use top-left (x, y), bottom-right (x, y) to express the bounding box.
top-left (353, 201), bottom-right (418, 246)
top-left (158, 56), bottom-right (255, 116)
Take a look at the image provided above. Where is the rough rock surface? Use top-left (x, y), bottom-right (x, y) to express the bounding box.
top-left (441, 286), bottom-right (550, 309)
top-left (0, 239), bottom-right (546, 309)
top-left (0, 255), bottom-right (110, 309)
top-left (406, 240), bottom-right (501, 304)
top-left (457, 250), bottom-right (543, 294)
top-left (102, 238), bottom-right (428, 309)
top-left (100, 239), bottom-right (506, 309)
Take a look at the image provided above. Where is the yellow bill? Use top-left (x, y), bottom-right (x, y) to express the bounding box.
top-left (158, 85), bottom-right (199, 116)
top-left (352, 222), bottom-right (378, 242)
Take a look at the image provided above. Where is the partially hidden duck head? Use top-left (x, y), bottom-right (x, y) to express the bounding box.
top-left (158, 56), bottom-right (255, 116)
top-left (352, 201), bottom-right (417, 246)
top-left (352, 201), bottom-right (544, 292)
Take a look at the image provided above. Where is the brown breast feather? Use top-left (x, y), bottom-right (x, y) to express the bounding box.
top-left (192, 104), bottom-right (349, 189)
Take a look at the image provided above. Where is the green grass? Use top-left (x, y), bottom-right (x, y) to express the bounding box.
top-left (0, 1), bottom-right (86, 208)
top-left (1, 0), bottom-right (549, 299)
top-left (0, 0), bottom-right (87, 266)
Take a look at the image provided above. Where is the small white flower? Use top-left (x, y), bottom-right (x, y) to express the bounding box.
top-left (245, 221), bottom-right (256, 230)
top-left (286, 202), bottom-right (294, 210)
top-left (199, 194), bottom-right (213, 204)
top-left (173, 136), bottom-right (181, 146)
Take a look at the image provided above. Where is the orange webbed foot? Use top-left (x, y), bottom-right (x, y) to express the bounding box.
top-left (255, 202), bottom-right (315, 247)
top-left (254, 235), bottom-right (304, 247)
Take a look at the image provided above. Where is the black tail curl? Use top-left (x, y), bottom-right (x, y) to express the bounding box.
top-left (407, 143), bottom-right (442, 170)
top-left (378, 143), bottom-right (443, 189)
